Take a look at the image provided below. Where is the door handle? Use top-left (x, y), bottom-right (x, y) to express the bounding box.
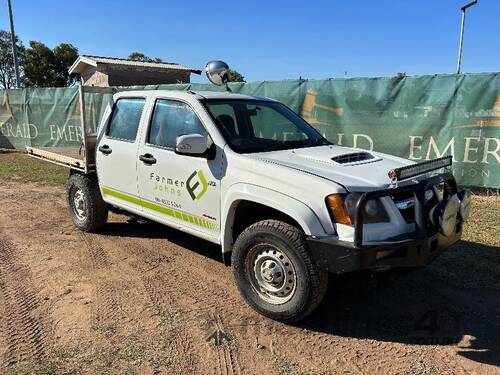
top-left (139, 153), bottom-right (157, 165)
top-left (98, 145), bottom-right (112, 155)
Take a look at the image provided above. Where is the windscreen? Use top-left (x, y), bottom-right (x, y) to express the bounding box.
top-left (203, 99), bottom-right (330, 153)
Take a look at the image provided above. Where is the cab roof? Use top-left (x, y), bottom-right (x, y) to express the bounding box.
top-left (115, 89), bottom-right (274, 102)
top-left (192, 90), bottom-right (272, 101)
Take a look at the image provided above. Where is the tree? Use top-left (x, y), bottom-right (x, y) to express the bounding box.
top-left (24, 41), bottom-right (78, 87)
top-left (128, 52), bottom-right (162, 63)
top-left (54, 43), bottom-right (79, 86)
top-left (0, 30), bottom-right (25, 88)
top-left (228, 69), bottom-right (245, 82)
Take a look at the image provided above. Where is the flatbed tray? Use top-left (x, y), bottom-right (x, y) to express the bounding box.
top-left (26, 146), bottom-right (91, 172)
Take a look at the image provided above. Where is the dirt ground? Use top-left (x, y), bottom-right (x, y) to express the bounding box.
top-left (0, 180), bottom-right (499, 374)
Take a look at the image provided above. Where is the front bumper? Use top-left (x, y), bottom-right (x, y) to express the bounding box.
top-left (308, 172), bottom-right (464, 274)
top-left (307, 227), bottom-right (462, 273)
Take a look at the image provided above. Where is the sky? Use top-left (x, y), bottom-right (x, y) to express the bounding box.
top-left (0, 0), bottom-right (498, 83)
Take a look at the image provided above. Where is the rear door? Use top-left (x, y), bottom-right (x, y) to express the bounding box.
top-left (96, 94), bottom-right (148, 212)
top-left (136, 97), bottom-right (221, 240)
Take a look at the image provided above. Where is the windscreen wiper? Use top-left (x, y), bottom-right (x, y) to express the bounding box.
top-left (260, 141), bottom-right (287, 152)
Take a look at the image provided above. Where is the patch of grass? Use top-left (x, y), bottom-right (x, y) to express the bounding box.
top-left (0, 152), bottom-right (68, 185)
top-left (405, 359), bottom-right (443, 375)
top-left (149, 302), bottom-right (184, 333)
top-left (273, 356), bottom-right (307, 375)
top-left (273, 356), bottom-right (333, 375)
top-left (120, 335), bottom-right (146, 365)
top-left (6, 346), bottom-right (84, 375)
top-left (101, 323), bottom-right (118, 338)
top-left (462, 195), bottom-right (500, 247)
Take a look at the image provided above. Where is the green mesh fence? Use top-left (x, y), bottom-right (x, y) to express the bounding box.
top-left (0, 73), bottom-right (499, 188)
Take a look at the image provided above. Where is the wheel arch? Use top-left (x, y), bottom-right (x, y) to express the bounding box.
top-left (221, 184), bottom-right (327, 263)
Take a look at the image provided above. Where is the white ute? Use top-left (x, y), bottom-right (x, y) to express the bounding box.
top-left (28, 61), bottom-right (471, 322)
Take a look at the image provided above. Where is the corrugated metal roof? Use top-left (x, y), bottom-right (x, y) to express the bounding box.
top-left (69, 55), bottom-right (201, 75)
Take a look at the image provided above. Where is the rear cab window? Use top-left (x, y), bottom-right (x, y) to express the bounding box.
top-left (107, 98), bottom-right (146, 141)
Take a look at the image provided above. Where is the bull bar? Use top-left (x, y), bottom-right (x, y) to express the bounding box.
top-left (307, 172), bottom-right (464, 273)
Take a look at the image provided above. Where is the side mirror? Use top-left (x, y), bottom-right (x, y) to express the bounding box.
top-left (175, 133), bottom-right (214, 158)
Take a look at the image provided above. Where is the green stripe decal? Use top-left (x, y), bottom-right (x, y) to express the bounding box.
top-left (102, 187), bottom-right (218, 231)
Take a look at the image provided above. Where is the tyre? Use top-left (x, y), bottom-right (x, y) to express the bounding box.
top-left (231, 219), bottom-right (328, 322)
top-left (66, 173), bottom-right (108, 232)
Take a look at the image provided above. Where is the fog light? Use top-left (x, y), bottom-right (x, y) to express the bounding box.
top-left (429, 195), bottom-right (460, 237)
top-left (457, 190), bottom-right (472, 222)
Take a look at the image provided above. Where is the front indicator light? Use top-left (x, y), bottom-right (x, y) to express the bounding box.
top-left (326, 194), bottom-right (352, 225)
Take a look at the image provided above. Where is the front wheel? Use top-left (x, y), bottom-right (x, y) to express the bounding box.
top-left (231, 220), bottom-right (328, 322)
top-left (66, 173), bottom-right (108, 232)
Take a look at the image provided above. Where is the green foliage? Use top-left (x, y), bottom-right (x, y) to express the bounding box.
top-left (228, 69), bottom-right (245, 82)
top-left (0, 29), bottom-right (78, 88)
top-left (0, 30), bottom-right (25, 88)
top-left (128, 52), bottom-right (163, 63)
top-left (24, 41), bottom-right (78, 87)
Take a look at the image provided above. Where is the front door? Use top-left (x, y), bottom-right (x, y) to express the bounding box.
top-left (137, 98), bottom-right (221, 239)
top-left (96, 96), bottom-right (147, 212)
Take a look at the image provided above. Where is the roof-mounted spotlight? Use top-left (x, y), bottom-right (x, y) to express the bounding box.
top-left (205, 60), bottom-right (231, 91)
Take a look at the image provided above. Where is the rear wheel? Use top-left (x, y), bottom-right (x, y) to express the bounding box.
top-left (66, 173), bottom-right (108, 232)
top-left (232, 220), bottom-right (328, 322)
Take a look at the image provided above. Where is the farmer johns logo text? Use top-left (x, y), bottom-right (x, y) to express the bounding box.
top-left (150, 170), bottom-right (208, 201)
top-left (151, 173), bottom-right (183, 197)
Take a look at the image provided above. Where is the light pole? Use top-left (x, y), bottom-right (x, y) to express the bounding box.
top-left (7, 0), bottom-right (21, 88)
top-left (456, 0), bottom-right (478, 74)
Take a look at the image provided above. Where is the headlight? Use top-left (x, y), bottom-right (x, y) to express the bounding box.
top-left (326, 193), bottom-right (389, 225)
top-left (365, 199), bottom-right (379, 216)
top-left (343, 193), bottom-right (360, 219)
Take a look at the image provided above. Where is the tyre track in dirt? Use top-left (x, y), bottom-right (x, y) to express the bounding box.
top-left (78, 232), bottom-right (127, 329)
top-left (142, 274), bottom-right (201, 373)
top-left (212, 312), bottom-right (241, 375)
top-left (79, 232), bottom-right (111, 269)
top-left (103, 234), bottom-right (203, 373)
top-left (0, 232), bottom-right (49, 369)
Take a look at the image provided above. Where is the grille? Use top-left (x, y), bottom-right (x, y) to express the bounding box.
top-left (331, 152), bottom-right (373, 164)
top-left (391, 189), bottom-right (438, 224)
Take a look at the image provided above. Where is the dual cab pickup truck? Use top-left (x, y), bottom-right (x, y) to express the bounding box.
top-left (28, 63), bottom-right (471, 322)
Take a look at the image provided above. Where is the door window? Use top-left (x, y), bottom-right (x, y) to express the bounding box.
top-left (148, 99), bottom-right (207, 149)
top-left (208, 104), bottom-right (239, 138)
top-left (107, 98), bottom-right (145, 141)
